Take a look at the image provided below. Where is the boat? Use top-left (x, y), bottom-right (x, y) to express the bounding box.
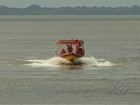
top-left (55, 39), bottom-right (85, 64)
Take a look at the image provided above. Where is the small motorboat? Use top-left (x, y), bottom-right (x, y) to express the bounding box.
top-left (55, 39), bottom-right (85, 64)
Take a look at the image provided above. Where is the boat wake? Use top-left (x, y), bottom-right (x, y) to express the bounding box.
top-left (22, 56), bottom-right (114, 68)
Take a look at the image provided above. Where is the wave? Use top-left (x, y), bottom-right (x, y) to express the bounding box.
top-left (8, 56), bottom-right (140, 69)
top-left (78, 57), bottom-right (113, 67)
top-left (23, 56), bottom-right (114, 68)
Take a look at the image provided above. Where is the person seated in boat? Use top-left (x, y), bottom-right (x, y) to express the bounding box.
top-left (67, 44), bottom-right (73, 53)
top-left (60, 49), bottom-right (66, 55)
top-left (76, 47), bottom-right (81, 55)
top-left (76, 47), bottom-right (85, 55)
top-left (69, 45), bottom-right (73, 52)
top-left (75, 39), bottom-right (82, 54)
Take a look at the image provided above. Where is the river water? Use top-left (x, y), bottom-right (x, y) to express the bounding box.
top-left (0, 15), bottom-right (140, 104)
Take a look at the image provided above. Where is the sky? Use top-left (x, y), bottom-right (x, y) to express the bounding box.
top-left (0, 0), bottom-right (140, 8)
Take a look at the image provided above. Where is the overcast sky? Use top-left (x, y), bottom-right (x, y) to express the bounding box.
top-left (0, 0), bottom-right (140, 8)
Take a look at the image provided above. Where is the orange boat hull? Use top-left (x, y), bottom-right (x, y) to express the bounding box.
top-left (59, 53), bottom-right (83, 62)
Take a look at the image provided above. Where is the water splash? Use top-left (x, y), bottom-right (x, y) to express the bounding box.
top-left (24, 57), bottom-right (69, 68)
top-left (24, 56), bottom-right (113, 68)
top-left (78, 57), bottom-right (113, 67)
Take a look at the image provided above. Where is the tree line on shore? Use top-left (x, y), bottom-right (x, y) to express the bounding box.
top-left (0, 5), bottom-right (140, 15)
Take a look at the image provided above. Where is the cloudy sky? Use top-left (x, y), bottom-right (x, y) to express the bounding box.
top-left (0, 0), bottom-right (140, 7)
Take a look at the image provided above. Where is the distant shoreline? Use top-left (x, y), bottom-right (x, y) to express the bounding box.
top-left (0, 5), bottom-right (140, 15)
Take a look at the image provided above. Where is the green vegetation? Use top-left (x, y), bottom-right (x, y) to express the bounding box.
top-left (0, 5), bottom-right (140, 15)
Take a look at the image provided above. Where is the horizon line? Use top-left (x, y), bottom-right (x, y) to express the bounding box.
top-left (0, 4), bottom-right (140, 8)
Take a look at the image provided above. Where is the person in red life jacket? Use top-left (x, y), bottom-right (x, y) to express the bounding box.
top-left (69, 45), bottom-right (73, 53)
top-left (75, 39), bottom-right (81, 49)
top-left (76, 47), bottom-right (85, 55)
top-left (76, 48), bottom-right (80, 55)
top-left (67, 44), bottom-right (73, 53)
top-left (60, 49), bottom-right (66, 55)
top-left (75, 39), bottom-right (82, 54)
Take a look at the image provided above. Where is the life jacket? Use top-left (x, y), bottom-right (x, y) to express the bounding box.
top-left (67, 45), bottom-right (72, 53)
top-left (75, 42), bottom-right (81, 49)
